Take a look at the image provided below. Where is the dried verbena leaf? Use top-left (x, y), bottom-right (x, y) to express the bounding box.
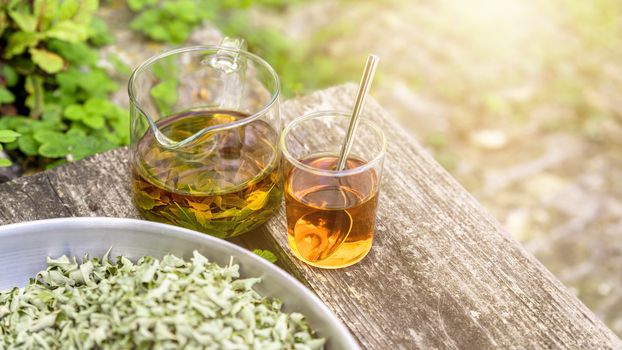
top-left (0, 251), bottom-right (325, 348)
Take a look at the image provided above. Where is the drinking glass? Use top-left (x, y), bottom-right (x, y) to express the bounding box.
top-left (128, 38), bottom-right (282, 238)
top-left (280, 111), bottom-right (386, 268)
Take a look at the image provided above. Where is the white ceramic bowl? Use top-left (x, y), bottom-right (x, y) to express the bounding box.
top-left (0, 217), bottom-right (360, 350)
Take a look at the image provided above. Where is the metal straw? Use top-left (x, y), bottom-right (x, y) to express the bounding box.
top-left (336, 54), bottom-right (380, 171)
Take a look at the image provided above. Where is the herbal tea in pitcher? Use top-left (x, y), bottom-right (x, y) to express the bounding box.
top-left (128, 39), bottom-right (282, 237)
top-left (132, 109), bottom-right (282, 238)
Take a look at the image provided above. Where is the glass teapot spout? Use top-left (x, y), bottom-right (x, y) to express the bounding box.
top-left (129, 37), bottom-right (249, 151)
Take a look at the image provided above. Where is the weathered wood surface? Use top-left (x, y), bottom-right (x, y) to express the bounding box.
top-left (0, 84), bottom-right (620, 349)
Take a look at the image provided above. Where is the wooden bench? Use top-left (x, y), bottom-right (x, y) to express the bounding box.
top-left (1, 84), bottom-right (620, 349)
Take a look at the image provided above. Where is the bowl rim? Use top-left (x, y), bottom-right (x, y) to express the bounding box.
top-left (0, 217), bottom-right (361, 350)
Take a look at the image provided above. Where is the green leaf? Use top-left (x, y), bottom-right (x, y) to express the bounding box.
top-left (165, 20), bottom-right (191, 44)
top-left (30, 48), bottom-right (65, 73)
top-left (0, 88), bottom-right (15, 104)
top-left (8, 9), bottom-right (37, 32)
top-left (84, 98), bottom-right (113, 117)
top-left (78, 69), bottom-right (118, 96)
top-left (59, 0), bottom-right (79, 20)
top-left (82, 114), bottom-right (105, 129)
top-left (4, 32), bottom-right (40, 58)
top-left (252, 249), bottom-right (278, 263)
top-left (71, 135), bottom-right (112, 160)
top-left (33, 130), bottom-right (64, 144)
top-left (48, 40), bottom-right (98, 65)
top-left (39, 141), bottom-right (69, 158)
top-left (0, 130), bottom-right (21, 143)
top-left (34, 0), bottom-right (58, 30)
top-left (45, 20), bottom-right (89, 42)
top-left (0, 116), bottom-right (32, 132)
top-left (0, 158), bottom-right (12, 167)
top-left (88, 17), bottom-right (114, 46)
top-left (24, 75), bottom-right (44, 113)
top-left (2, 66), bottom-right (19, 87)
top-left (162, 1), bottom-right (200, 23)
top-left (130, 9), bottom-right (165, 40)
top-left (64, 104), bottom-right (84, 121)
top-left (18, 135), bottom-right (39, 156)
top-left (67, 127), bottom-right (87, 137)
top-left (41, 105), bottom-right (64, 123)
top-left (55, 67), bottom-right (82, 91)
top-left (71, 0), bottom-right (98, 25)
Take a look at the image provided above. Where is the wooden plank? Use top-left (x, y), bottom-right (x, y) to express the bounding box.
top-left (0, 84), bottom-right (620, 349)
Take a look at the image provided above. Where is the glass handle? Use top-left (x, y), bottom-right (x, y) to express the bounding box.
top-left (212, 36), bottom-right (247, 110)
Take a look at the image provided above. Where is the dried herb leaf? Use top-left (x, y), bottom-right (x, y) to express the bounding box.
top-left (0, 251), bottom-right (325, 349)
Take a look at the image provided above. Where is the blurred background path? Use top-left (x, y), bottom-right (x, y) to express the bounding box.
top-left (253, 0), bottom-right (622, 334)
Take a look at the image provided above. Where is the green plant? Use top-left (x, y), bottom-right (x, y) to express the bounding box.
top-left (128, 0), bottom-right (213, 44)
top-left (0, 129), bottom-right (20, 166)
top-left (126, 0), bottom-right (351, 96)
top-left (0, 0), bottom-right (127, 171)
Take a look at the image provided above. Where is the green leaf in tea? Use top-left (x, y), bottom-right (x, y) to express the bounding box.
top-left (131, 110), bottom-right (283, 238)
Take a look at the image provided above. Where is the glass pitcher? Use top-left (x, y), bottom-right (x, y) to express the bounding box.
top-left (128, 38), bottom-right (282, 238)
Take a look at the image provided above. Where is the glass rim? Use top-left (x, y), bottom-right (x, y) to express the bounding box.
top-left (127, 45), bottom-right (281, 132)
top-left (279, 110), bottom-right (387, 177)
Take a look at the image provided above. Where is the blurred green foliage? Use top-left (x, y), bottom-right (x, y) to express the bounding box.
top-left (0, 0), bottom-right (352, 171)
top-left (0, 0), bottom-right (126, 169)
top-left (126, 0), bottom-right (352, 96)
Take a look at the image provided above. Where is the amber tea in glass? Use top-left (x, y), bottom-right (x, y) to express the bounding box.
top-left (128, 39), bottom-right (282, 238)
top-left (280, 112), bottom-right (386, 268)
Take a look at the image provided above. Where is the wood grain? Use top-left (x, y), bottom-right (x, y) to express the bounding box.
top-left (0, 84), bottom-right (620, 349)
